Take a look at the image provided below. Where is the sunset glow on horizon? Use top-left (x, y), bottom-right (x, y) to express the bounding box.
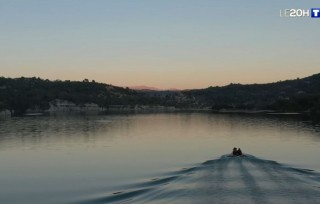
top-left (1, 0), bottom-right (319, 89)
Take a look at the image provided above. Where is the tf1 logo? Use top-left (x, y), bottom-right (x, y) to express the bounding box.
top-left (311, 8), bottom-right (320, 18)
top-left (280, 8), bottom-right (320, 18)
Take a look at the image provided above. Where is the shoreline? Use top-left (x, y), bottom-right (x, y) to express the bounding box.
top-left (1, 107), bottom-right (317, 118)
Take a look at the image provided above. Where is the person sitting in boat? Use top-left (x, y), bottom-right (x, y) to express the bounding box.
top-left (232, 147), bottom-right (237, 156)
top-left (236, 148), bottom-right (242, 156)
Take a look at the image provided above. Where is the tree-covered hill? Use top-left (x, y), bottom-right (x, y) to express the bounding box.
top-left (1, 73), bottom-right (320, 116)
top-left (0, 77), bottom-right (141, 115)
top-left (0, 77), bottom-right (191, 115)
top-left (183, 73), bottom-right (320, 113)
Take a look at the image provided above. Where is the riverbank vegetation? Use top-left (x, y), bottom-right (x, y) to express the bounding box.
top-left (0, 73), bottom-right (319, 116)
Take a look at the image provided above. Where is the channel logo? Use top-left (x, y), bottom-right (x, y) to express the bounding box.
top-left (280, 8), bottom-right (320, 18)
top-left (311, 8), bottom-right (320, 18)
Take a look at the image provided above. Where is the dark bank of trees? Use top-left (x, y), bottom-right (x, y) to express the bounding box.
top-left (271, 94), bottom-right (320, 114)
top-left (1, 73), bottom-right (320, 116)
top-left (0, 77), bottom-right (191, 115)
top-left (183, 73), bottom-right (320, 115)
top-left (0, 77), bottom-right (140, 115)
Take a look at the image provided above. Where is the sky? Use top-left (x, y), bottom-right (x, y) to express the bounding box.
top-left (0, 0), bottom-right (319, 89)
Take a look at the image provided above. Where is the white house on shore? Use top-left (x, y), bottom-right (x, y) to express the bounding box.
top-left (48, 99), bottom-right (103, 112)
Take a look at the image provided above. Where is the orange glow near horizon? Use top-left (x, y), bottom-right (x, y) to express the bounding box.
top-left (2, 66), bottom-right (318, 90)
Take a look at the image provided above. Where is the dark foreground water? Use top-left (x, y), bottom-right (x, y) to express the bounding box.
top-left (0, 113), bottom-right (319, 203)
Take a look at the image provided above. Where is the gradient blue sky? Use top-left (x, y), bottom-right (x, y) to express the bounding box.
top-left (0, 0), bottom-right (319, 89)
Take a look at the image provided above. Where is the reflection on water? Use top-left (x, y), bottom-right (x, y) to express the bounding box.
top-left (0, 113), bottom-right (319, 204)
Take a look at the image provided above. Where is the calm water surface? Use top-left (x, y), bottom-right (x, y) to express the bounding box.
top-left (0, 113), bottom-right (319, 203)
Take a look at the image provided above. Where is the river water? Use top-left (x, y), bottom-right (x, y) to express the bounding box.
top-left (0, 113), bottom-right (319, 203)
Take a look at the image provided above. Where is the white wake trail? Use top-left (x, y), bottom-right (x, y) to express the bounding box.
top-left (77, 155), bottom-right (320, 204)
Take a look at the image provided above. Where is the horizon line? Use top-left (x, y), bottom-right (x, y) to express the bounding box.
top-left (1, 72), bottom-right (319, 91)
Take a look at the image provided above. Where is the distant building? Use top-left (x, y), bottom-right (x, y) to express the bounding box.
top-left (49, 99), bottom-right (102, 112)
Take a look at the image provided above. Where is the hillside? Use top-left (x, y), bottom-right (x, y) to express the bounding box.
top-left (0, 77), bottom-right (141, 115)
top-left (1, 73), bottom-right (320, 116)
top-left (183, 73), bottom-right (320, 113)
top-left (0, 77), bottom-right (190, 115)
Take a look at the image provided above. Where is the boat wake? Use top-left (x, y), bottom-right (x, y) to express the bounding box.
top-left (75, 155), bottom-right (320, 204)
